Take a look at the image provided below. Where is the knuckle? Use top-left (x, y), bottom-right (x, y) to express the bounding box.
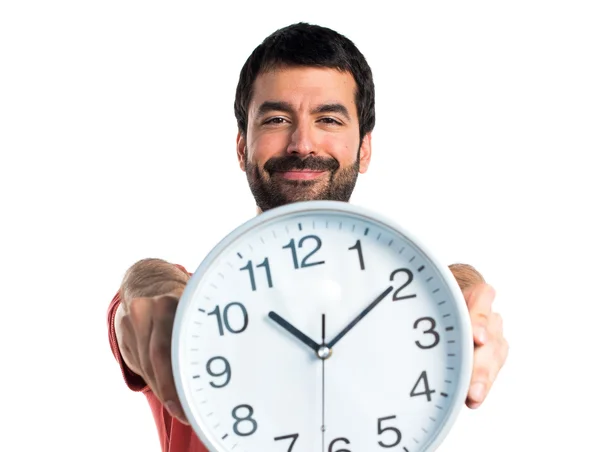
top-left (472, 312), bottom-right (489, 327)
top-left (128, 299), bottom-right (149, 321)
top-left (472, 283), bottom-right (495, 304)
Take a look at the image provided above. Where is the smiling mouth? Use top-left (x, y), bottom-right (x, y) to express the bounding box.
top-left (275, 170), bottom-right (328, 181)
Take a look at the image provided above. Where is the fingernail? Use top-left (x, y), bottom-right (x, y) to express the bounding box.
top-left (477, 327), bottom-right (487, 343)
top-left (470, 382), bottom-right (486, 403)
top-left (165, 400), bottom-right (187, 423)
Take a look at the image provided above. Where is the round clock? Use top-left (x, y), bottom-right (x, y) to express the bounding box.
top-left (172, 200), bottom-right (473, 452)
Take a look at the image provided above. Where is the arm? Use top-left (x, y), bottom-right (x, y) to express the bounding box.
top-left (449, 263), bottom-right (509, 409)
top-left (111, 257), bottom-right (191, 422)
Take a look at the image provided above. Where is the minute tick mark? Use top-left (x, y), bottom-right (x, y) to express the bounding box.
top-left (237, 252), bottom-right (243, 259)
top-left (418, 265), bottom-right (425, 272)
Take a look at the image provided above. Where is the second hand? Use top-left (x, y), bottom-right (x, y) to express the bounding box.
top-left (321, 313), bottom-right (326, 452)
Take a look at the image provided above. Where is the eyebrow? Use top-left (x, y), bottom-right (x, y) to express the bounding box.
top-left (256, 101), bottom-right (351, 121)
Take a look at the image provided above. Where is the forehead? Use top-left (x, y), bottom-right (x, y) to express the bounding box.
top-left (249, 66), bottom-right (358, 116)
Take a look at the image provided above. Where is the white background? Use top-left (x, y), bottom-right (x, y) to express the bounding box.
top-left (1, 1), bottom-right (598, 450)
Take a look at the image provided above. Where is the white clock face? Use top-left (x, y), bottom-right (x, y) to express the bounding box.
top-left (173, 201), bottom-right (472, 452)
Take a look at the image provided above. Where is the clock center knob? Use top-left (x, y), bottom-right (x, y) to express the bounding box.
top-left (317, 345), bottom-right (332, 360)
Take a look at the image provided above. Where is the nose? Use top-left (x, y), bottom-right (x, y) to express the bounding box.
top-left (286, 119), bottom-right (315, 156)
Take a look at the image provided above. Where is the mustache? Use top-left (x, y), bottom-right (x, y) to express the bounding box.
top-left (264, 155), bottom-right (340, 174)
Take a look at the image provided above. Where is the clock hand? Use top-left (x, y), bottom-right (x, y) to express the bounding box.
top-left (327, 285), bottom-right (394, 349)
top-left (268, 311), bottom-right (320, 352)
top-left (321, 313), bottom-right (326, 452)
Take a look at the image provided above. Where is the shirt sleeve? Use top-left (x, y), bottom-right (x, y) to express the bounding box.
top-left (106, 263), bottom-right (191, 392)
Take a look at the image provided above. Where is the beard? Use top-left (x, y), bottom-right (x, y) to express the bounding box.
top-left (244, 150), bottom-right (360, 212)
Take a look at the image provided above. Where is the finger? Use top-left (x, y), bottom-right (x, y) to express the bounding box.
top-left (489, 312), bottom-right (509, 371)
top-left (149, 296), bottom-right (188, 424)
top-left (466, 337), bottom-right (503, 409)
top-left (129, 298), bottom-right (157, 385)
top-left (488, 312), bottom-right (504, 339)
top-left (464, 283), bottom-right (495, 345)
top-left (119, 312), bottom-right (142, 373)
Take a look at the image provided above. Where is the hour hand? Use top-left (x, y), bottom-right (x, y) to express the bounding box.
top-left (268, 311), bottom-right (320, 352)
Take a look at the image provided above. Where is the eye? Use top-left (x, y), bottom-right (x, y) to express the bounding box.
top-left (264, 117), bottom-right (288, 125)
top-left (319, 117), bottom-right (343, 125)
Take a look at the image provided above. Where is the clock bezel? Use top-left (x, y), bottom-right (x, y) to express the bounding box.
top-left (172, 199), bottom-right (474, 452)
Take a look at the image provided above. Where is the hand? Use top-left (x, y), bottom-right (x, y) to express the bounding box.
top-left (116, 291), bottom-right (189, 424)
top-left (462, 282), bottom-right (509, 409)
top-left (320, 314), bottom-right (326, 452)
top-left (327, 285), bottom-right (393, 349)
top-left (268, 311), bottom-right (320, 352)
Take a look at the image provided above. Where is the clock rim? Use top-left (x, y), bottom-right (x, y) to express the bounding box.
top-left (172, 199), bottom-right (474, 452)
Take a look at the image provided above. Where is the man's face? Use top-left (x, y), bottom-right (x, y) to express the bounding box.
top-left (237, 66), bottom-right (372, 212)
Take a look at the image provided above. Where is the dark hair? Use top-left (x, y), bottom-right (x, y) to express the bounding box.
top-left (234, 22), bottom-right (375, 140)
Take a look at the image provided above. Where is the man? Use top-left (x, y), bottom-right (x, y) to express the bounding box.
top-left (107, 22), bottom-right (508, 452)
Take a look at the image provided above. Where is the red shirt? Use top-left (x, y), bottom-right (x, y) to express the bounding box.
top-left (106, 266), bottom-right (209, 452)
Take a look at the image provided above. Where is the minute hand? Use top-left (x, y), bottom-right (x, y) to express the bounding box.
top-left (327, 286), bottom-right (394, 349)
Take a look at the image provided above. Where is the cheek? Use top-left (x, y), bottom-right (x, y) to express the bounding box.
top-left (248, 132), bottom-right (288, 164)
top-left (322, 136), bottom-right (359, 165)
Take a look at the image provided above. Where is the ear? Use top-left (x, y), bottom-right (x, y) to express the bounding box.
top-left (358, 132), bottom-right (372, 173)
top-left (236, 131), bottom-right (246, 172)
